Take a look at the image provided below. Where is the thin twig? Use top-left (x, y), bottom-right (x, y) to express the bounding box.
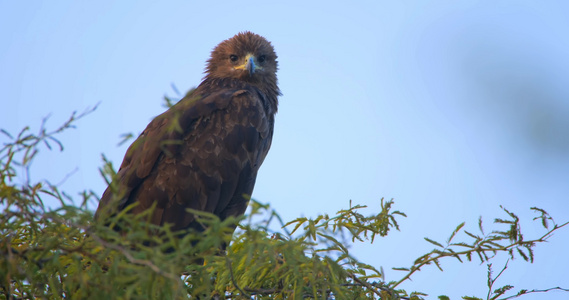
top-left (226, 257), bottom-right (251, 299)
top-left (486, 260), bottom-right (509, 300)
top-left (499, 287), bottom-right (569, 300)
top-left (348, 272), bottom-right (383, 298)
top-left (88, 232), bottom-right (184, 290)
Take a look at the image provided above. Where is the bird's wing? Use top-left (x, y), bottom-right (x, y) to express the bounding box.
top-left (95, 89), bottom-right (234, 218)
top-left (95, 88), bottom-right (271, 231)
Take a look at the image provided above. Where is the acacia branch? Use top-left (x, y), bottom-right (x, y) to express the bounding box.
top-left (347, 272), bottom-right (383, 298)
top-left (500, 287), bottom-right (569, 300)
top-left (88, 233), bottom-right (181, 283)
top-left (393, 221), bottom-right (569, 288)
top-left (487, 260), bottom-right (510, 300)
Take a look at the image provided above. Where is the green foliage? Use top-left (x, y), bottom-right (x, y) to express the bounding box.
top-left (391, 205), bottom-right (568, 287)
top-left (1, 108), bottom-right (568, 299)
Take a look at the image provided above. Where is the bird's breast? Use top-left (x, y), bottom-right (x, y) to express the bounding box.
top-left (176, 96), bottom-right (272, 179)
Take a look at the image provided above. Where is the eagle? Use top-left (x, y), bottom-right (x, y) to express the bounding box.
top-left (95, 32), bottom-right (280, 236)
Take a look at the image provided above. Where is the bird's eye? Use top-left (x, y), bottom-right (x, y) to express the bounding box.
top-left (229, 54), bottom-right (238, 62)
top-left (258, 55), bottom-right (266, 63)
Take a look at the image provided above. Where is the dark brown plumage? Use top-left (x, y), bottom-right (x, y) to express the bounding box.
top-left (95, 32), bottom-right (280, 234)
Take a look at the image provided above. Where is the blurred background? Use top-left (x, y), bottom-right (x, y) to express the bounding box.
top-left (1, 1), bottom-right (568, 298)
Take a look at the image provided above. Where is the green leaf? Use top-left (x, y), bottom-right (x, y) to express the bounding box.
top-left (448, 222), bottom-right (465, 243)
top-left (424, 237), bottom-right (444, 248)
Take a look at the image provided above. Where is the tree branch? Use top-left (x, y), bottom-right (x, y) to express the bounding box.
top-left (393, 221), bottom-right (569, 288)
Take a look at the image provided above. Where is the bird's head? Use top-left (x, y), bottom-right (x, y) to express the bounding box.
top-left (206, 32), bottom-right (278, 86)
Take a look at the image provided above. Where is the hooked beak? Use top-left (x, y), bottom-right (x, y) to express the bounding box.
top-left (234, 53), bottom-right (260, 76)
top-left (246, 55), bottom-right (255, 76)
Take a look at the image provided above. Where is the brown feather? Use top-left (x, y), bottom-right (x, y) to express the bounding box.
top-left (95, 32), bottom-right (280, 234)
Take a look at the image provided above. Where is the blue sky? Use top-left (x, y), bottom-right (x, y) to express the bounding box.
top-left (2, 1), bottom-right (568, 298)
